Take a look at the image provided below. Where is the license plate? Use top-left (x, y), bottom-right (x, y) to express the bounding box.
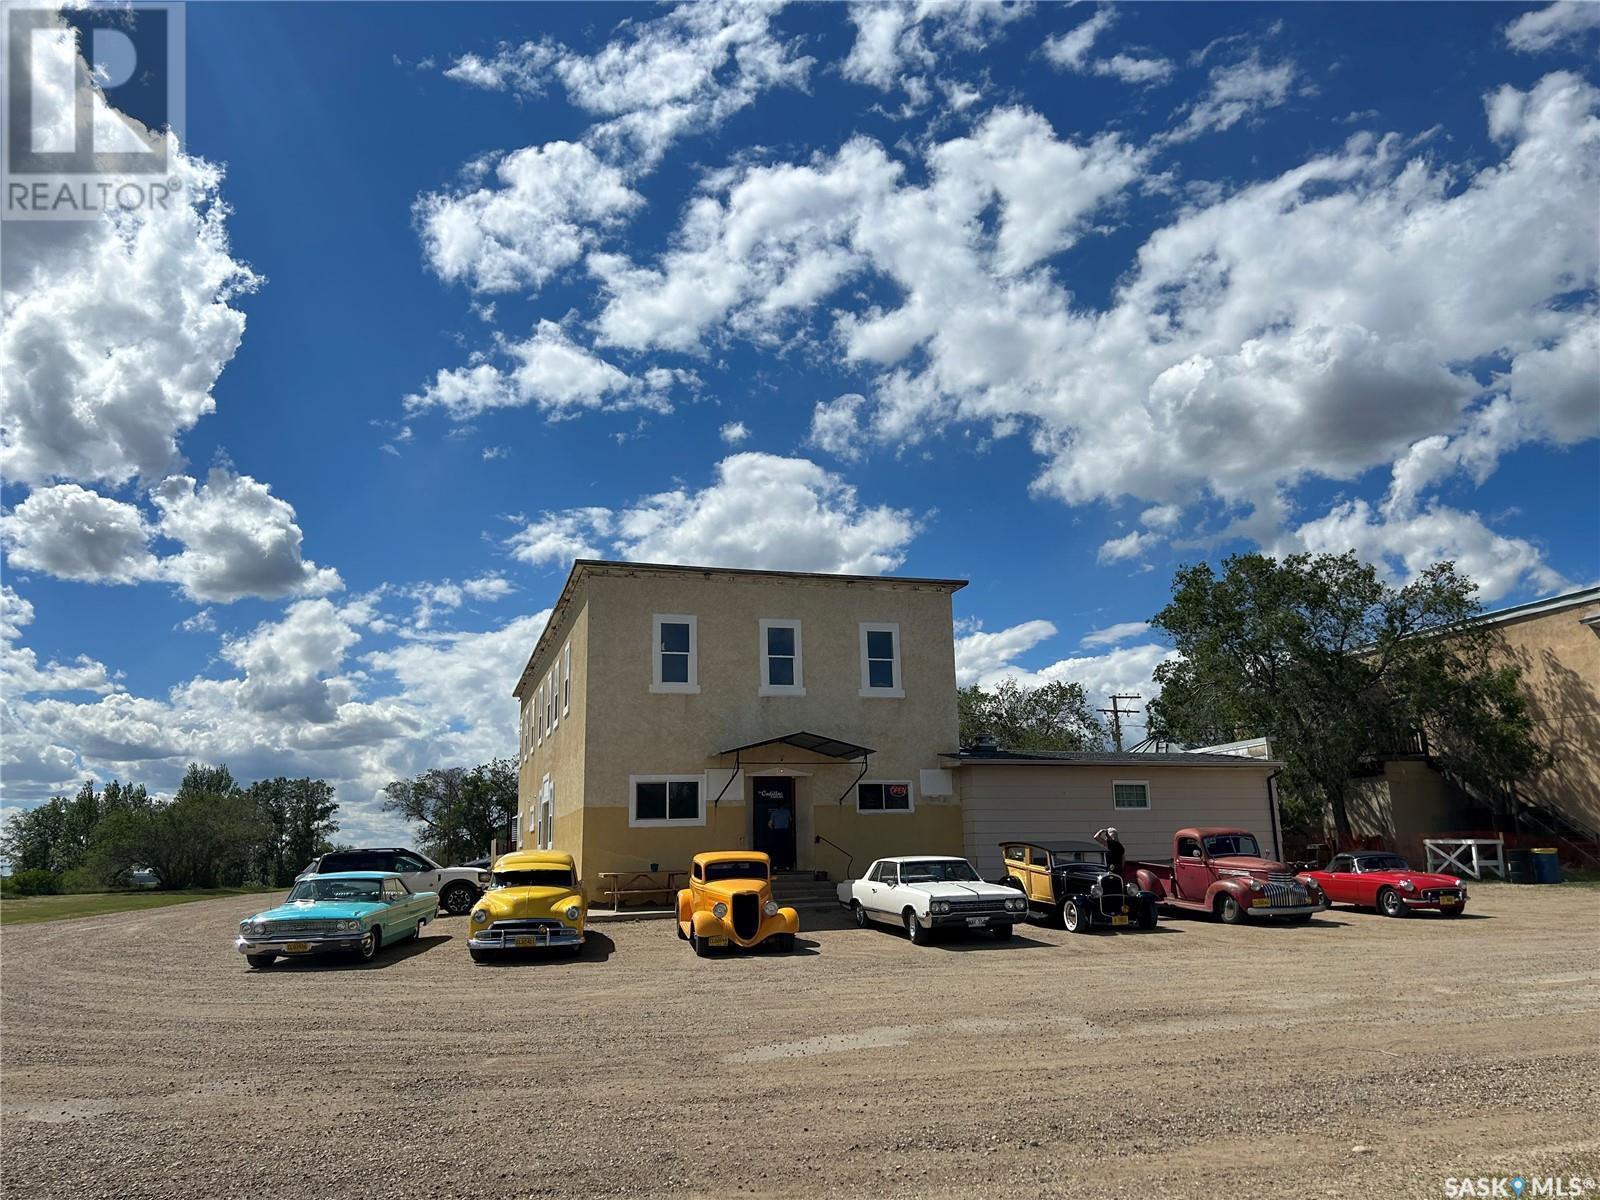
top-left (1251, 899), bottom-right (1270, 908)
top-left (513, 935), bottom-right (539, 947)
top-left (1112, 915), bottom-right (1129, 926)
top-left (1440, 895), bottom-right (1458, 906)
top-left (966, 916), bottom-right (988, 927)
top-left (283, 942), bottom-right (311, 953)
top-left (709, 937), bottom-right (728, 947)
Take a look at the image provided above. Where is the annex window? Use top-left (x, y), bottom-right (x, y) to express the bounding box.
top-left (629, 775), bottom-right (705, 827)
top-left (1112, 780), bottom-right (1150, 810)
top-left (651, 614), bottom-right (699, 694)
top-left (857, 781), bottom-right (913, 813)
top-left (562, 641), bottom-right (572, 715)
top-left (758, 619), bottom-right (804, 695)
top-left (858, 622), bottom-right (903, 697)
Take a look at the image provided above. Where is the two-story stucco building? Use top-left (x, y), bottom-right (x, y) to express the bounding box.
top-left (513, 560), bottom-right (969, 886)
top-left (513, 559), bottom-right (1287, 896)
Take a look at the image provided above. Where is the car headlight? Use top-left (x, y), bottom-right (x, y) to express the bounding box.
top-left (564, 904), bottom-right (582, 921)
top-left (932, 901), bottom-right (950, 914)
top-left (1398, 880), bottom-right (1416, 892)
top-left (1006, 898), bottom-right (1023, 911)
top-left (1248, 879), bottom-right (1264, 891)
top-left (712, 902), bottom-right (728, 919)
top-left (763, 900), bottom-right (779, 917)
top-left (477, 872), bottom-right (491, 885)
top-left (250, 921), bottom-right (266, 934)
top-left (471, 909), bottom-right (489, 923)
top-left (338, 920), bottom-right (358, 932)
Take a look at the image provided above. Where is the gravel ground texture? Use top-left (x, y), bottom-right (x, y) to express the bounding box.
top-left (2, 885), bottom-right (1597, 1200)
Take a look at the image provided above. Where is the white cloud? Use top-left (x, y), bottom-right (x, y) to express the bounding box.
top-left (976, 638), bottom-right (1179, 725)
top-left (1097, 529), bottom-right (1160, 563)
top-left (463, 573), bottom-right (514, 601)
top-left (809, 393), bottom-right (869, 460)
top-left (443, 39), bottom-right (558, 91)
top-left (843, 0), bottom-right (1032, 106)
top-left (0, 586), bottom-right (120, 697)
top-left (507, 453), bottom-right (918, 574)
top-left (1505, 2), bottom-right (1600, 52)
top-left (1166, 50), bottom-right (1298, 142)
top-left (1043, 8), bottom-right (1173, 85)
top-left (151, 469), bottom-right (343, 603)
top-left (719, 420), bottom-right (750, 445)
top-left (1080, 620), bottom-right (1151, 648)
top-left (415, 141), bottom-right (643, 295)
top-left (954, 619), bottom-right (1057, 685)
top-left (1140, 504), bottom-right (1182, 532)
top-left (1, 485), bottom-right (158, 584)
top-left (1289, 498), bottom-right (1569, 602)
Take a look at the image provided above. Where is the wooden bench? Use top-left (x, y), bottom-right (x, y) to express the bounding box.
top-left (596, 870), bottom-right (686, 910)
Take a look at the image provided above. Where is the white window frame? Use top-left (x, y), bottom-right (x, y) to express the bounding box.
top-left (519, 699), bottom-right (528, 759)
top-left (858, 622), bottom-right (904, 698)
top-left (757, 618), bottom-right (805, 696)
top-left (536, 678), bottom-right (544, 746)
top-left (856, 779), bottom-right (915, 814)
top-left (651, 613), bottom-right (700, 694)
top-left (1112, 779), bottom-right (1151, 810)
top-left (537, 775), bottom-right (555, 850)
top-left (562, 640), bottom-right (572, 716)
top-left (628, 774), bottom-right (707, 827)
top-left (548, 666), bottom-right (558, 733)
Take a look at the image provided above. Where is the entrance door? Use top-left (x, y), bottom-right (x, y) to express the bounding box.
top-left (751, 777), bottom-right (796, 871)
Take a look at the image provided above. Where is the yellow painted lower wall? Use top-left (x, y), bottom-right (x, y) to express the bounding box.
top-left (811, 803), bottom-right (964, 878)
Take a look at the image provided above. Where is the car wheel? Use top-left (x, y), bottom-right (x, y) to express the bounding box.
top-left (852, 901), bottom-right (868, 928)
top-left (357, 928), bottom-right (379, 961)
top-left (1217, 895), bottom-right (1245, 925)
top-left (1439, 905), bottom-right (1466, 917)
top-left (770, 933), bottom-right (796, 953)
top-left (676, 919), bottom-right (688, 940)
top-left (904, 909), bottom-right (928, 945)
top-left (692, 931), bottom-right (714, 957)
top-left (468, 948), bottom-right (489, 964)
top-left (991, 923), bottom-right (1013, 941)
top-left (1378, 887), bottom-right (1408, 918)
top-left (1137, 905), bottom-right (1157, 931)
top-left (441, 884), bottom-right (476, 916)
top-left (1062, 900), bottom-right (1086, 933)
top-left (409, 917), bottom-right (424, 942)
top-left (245, 953), bottom-right (277, 969)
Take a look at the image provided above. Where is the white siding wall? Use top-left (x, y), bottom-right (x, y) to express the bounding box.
top-left (957, 763), bottom-right (1279, 879)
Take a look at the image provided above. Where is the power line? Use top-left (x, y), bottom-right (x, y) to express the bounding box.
top-left (1099, 693), bottom-right (1142, 752)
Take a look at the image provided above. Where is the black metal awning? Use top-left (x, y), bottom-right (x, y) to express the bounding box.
top-left (717, 730), bottom-right (876, 760)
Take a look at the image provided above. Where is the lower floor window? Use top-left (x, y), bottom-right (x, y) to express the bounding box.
top-left (631, 776), bottom-right (704, 825)
top-left (858, 781), bottom-right (912, 812)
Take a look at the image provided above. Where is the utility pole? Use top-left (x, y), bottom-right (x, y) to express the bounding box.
top-left (1100, 693), bottom-right (1142, 752)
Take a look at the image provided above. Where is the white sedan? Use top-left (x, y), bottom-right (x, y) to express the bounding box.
top-left (837, 856), bottom-right (1027, 945)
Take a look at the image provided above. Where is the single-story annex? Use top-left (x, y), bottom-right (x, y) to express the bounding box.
top-left (513, 560), bottom-right (1284, 895)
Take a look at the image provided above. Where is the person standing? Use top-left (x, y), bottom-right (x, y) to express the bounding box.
top-left (1094, 826), bottom-right (1125, 873)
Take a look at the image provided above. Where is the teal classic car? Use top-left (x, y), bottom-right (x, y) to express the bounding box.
top-left (236, 872), bottom-right (437, 968)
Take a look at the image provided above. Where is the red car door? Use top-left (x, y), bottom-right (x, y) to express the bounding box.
top-left (1319, 854), bottom-right (1357, 904)
top-left (1173, 835), bottom-right (1211, 902)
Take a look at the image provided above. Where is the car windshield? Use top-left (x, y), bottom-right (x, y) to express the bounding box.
top-left (704, 860), bottom-right (768, 883)
top-left (898, 859), bottom-right (980, 883)
top-left (493, 869), bottom-right (575, 888)
top-left (287, 878), bottom-right (382, 903)
top-left (1356, 855), bottom-right (1409, 872)
top-left (1204, 834), bottom-right (1262, 858)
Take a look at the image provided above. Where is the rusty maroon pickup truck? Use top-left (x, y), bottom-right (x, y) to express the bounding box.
top-left (1123, 827), bottom-right (1327, 924)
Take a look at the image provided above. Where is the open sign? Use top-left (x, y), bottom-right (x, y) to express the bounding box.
top-left (887, 784), bottom-right (908, 798)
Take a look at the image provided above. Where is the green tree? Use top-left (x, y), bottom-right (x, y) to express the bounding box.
top-left (1148, 552), bottom-right (1545, 838)
top-left (93, 764), bottom-right (265, 889)
top-left (958, 678), bottom-right (1106, 752)
top-left (248, 777), bottom-right (340, 886)
top-left (382, 759), bottom-right (517, 866)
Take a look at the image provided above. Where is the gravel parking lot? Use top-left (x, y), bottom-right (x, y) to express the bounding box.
top-left (3, 885), bottom-right (1597, 1200)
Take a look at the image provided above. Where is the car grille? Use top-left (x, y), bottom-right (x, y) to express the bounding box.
top-left (1262, 880), bottom-right (1310, 907)
top-left (945, 896), bottom-right (1010, 914)
top-left (1420, 888), bottom-right (1463, 902)
top-left (732, 892), bottom-right (760, 940)
top-left (260, 919), bottom-right (343, 937)
top-left (488, 919), bottom-right (564, 935)
top-left (1096, 873), bottom-right (1127, 916)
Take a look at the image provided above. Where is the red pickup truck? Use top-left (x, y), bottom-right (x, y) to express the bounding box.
top-left (1124, 827), bottom-right (1327, 924)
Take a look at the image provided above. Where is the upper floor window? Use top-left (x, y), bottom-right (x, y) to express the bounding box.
top-left (547, 666), bottom-right (558, 732)
top-left (562, 641), bottom-right (572, 715)
top-left (758, 619), bottom-right (804, 696)
top-left (651, 614), bottom-right (700, 694)
top-left (858, 622), bottom-right (903, 698)
top-left (536, 678), bottom-right (545, 745)
top-left (858, 781), bottom-right (913, 812)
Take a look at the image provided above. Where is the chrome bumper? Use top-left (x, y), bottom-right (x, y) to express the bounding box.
top-left (929, 910), bottom-right (1023, 927)
top-left (468, 925), bottom-right (582, 950)
top-left (1244, 900), bottom-right (1327, 919)
top-left (236, 935), bottom-right (362, 955)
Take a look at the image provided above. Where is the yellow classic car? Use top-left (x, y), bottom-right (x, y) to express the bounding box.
top-left (676, 850), bottom-right (798, 955)
top-left (467, 850), bottom-right (587, 961)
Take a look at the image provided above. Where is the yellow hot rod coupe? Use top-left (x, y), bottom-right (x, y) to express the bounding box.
top-left (466, 849), bottom-right (587, 961)
top-left (676, 850), bottom-right (798, 955)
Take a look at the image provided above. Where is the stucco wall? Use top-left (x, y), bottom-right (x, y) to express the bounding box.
top-left (1490, 599), bottom-right (1600, 832)
top-left (565, 567), bottom-right (963, 884)
top-left (518, 599), bottom-right (589, 876)
top-left (956, 763), bottom-right (1279, 879)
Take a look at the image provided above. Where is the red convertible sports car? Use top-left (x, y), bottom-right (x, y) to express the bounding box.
top-left (1298, 851), bottom-right (1468, 918)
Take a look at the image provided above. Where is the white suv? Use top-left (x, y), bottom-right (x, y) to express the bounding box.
top-left (299, 848), bottom-right (490, 916)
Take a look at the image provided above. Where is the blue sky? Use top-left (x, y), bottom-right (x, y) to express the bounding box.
top-left (3, 1), bottom-right (1597, 845)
